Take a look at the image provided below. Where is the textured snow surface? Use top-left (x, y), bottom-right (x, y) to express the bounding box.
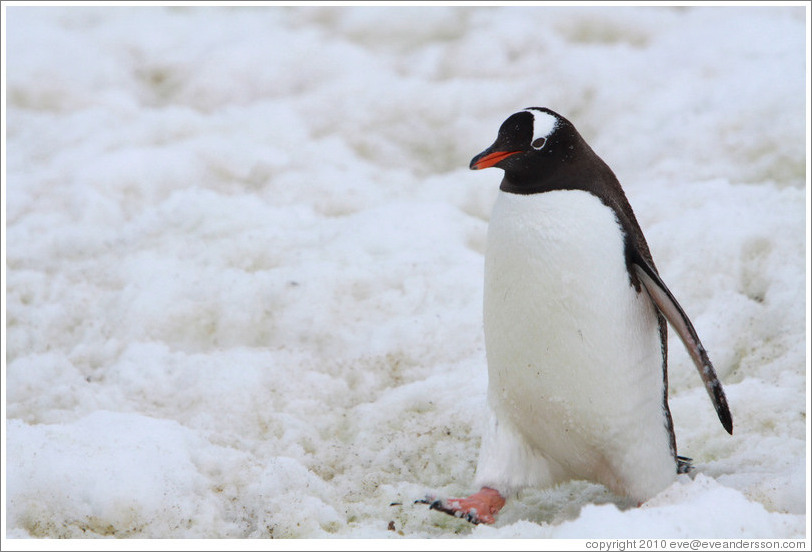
top-left (3, 4), bottom-right (809, 541)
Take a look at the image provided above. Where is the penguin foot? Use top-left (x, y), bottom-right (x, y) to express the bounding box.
top-left (677, 455), bottom-right (694, 474)
top-left (416, 487), bottom-right (505, 525)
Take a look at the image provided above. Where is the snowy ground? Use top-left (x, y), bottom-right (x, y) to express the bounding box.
top-left (3, 4), bottom-right (809, 542)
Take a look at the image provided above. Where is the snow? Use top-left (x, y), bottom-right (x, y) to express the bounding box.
top-left (2, 2), bottom-right (809, 543)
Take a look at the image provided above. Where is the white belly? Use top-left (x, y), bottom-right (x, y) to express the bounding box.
top-left (476, 190), bottom-right (675, 500)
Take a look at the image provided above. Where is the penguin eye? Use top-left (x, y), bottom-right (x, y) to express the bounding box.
top-left (531, 137), bottom-right (546, 149)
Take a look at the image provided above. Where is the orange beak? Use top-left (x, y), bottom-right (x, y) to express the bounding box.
top-left (470, 150), bottom-right (521, 170)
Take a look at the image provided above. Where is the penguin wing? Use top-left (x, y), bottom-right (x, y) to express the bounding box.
top-left (632, 255), bottom-right (733, 435)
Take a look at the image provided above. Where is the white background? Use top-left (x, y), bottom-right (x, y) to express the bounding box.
top-left (3, 3), bottom-right (808, 541)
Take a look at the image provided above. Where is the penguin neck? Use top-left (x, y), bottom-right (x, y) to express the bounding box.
top-left (498, 145), bottom-right (617, 198)
top-left (499, 174), bottom-right (570, 195)
top-left (498, 143), bottom-right (603, 196)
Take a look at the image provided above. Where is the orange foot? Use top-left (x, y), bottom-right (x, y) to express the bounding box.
top-left (417, 487), bottom-right (506, 525)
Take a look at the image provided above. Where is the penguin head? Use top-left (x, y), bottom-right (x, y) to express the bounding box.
top-left (470, 107), bottom-right (591, 193)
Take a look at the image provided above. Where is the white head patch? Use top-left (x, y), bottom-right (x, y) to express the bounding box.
top-left (524, 109), bottom-right (559, 147)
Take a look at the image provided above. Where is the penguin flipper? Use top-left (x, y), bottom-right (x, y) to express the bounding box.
top-left (631, 258), bottom-right (733, 435)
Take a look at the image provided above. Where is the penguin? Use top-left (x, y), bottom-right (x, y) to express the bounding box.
top-left (420, 107), bottom-right (732, 525)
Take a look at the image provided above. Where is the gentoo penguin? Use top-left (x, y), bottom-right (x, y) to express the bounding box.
top-left (421, 107), bottom-right (732, 525)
